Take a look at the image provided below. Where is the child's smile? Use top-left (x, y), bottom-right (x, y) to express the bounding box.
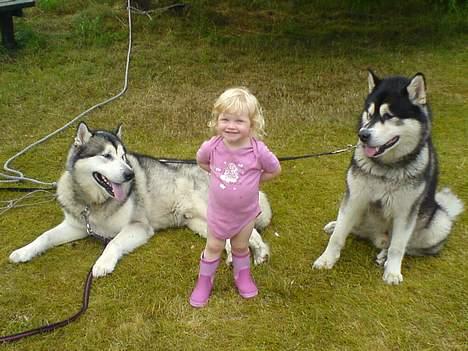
top-left (217, 112), bottom-right (251, 148)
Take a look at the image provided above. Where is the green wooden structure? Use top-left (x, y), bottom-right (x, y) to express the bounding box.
top-left (0, 0), bottom-right (35, 49)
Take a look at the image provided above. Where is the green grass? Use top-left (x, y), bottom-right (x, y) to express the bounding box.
top-left (0, 1), bottom-right (467, 350)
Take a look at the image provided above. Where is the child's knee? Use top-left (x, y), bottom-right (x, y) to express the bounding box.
top-left (231, 243), bottom-right (249, 256)
top-left (205, 237), bottom-right (225, 255)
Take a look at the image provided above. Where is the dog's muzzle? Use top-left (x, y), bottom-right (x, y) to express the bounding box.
top-left (123, 170), bottom-right (134, 182)
top-left (359, 129), bottom-right (400, 158)
top-left (358, 128), bottom-right (371, 143)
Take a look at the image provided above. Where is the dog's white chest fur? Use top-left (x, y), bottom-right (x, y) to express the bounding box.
top-left (88, 201), bottom-right (135, 237)
top-left (348, 170), bottom-right (424, 219)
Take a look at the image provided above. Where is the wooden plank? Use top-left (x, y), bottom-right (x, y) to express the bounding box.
top-left (0, 0), bottom-right (35, 13)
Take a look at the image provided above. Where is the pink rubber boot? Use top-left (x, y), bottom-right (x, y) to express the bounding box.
top-left (232, 251), bottom-right (258, 299)
top-left (189, 253), bottom-right (220, 308)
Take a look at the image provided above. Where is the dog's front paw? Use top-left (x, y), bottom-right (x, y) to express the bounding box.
top-left (313, 252), bottom-right (338, 269)
top-left (253, 243), bottom-right (270, 265)
top-left (92, 255), bottom-right (117, 277)
top-left (323, 221), bottom-right (336, 235)
top-left (9, 247), bottom-right (36, 263)
top-left (383, 269), bottom-right (403, 285)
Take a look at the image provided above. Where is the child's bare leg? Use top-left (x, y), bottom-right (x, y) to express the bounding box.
top-left (230, 219), bottom-right (256, 256)
top-left (230, 220), bottom-right (258, 298)
top-left (190, 229), bottom-right (225, 308)
top-left (204, 229), bottom-right (226, 260)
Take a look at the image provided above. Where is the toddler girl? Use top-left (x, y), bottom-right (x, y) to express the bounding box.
top-left (190, 87), bottom-right (281, 308)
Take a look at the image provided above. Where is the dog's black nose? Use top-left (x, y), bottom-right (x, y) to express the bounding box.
top-left (124, 171), bottom-right (134, 182)
top-left (358, 129), bottom-right (371, 142)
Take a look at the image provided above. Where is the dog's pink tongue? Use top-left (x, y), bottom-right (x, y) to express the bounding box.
top-left (111, 183), bottom-right (126, 202)
top-left (364, 146), bottom-right (379, 157)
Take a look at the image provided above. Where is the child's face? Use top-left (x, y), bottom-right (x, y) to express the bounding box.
top-left (216, 111), bottom-right (252, 147)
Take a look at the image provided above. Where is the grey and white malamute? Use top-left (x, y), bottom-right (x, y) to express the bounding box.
top-left (313, 70), bottom-right (463, 284)
top-left (9, 123), bottom-right (271, 277)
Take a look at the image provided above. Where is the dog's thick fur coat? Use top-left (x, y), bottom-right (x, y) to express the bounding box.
top-left (9, 123), bottom-right (271, 276)
top-left (313, 71), bottom-right (463, 284)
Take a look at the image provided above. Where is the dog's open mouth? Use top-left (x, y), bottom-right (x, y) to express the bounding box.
top-left (92, 172), bottom-right (126, 201)
top-left (364, 136), bottom-right (400, 158)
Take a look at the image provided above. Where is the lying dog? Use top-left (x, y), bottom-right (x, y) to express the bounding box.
top-left (313, 70), bottom-right (463, 284)
top-left (9, 123), bottom-right (271, 276)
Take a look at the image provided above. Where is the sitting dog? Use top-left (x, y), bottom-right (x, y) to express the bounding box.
top-left (313, 70), bottom-right (463, 284)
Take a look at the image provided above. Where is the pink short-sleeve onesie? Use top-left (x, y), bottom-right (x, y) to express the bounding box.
top-left (197, 136), bottom-right (280, 240)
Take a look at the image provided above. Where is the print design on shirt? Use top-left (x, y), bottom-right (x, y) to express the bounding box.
top-left (219, 162), bottom-right (243, 188)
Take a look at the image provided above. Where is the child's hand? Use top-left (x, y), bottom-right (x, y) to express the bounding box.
top-left (260, 165), bottom-right (281, 183)
top-left (198, 162), bottom-right (211, 173)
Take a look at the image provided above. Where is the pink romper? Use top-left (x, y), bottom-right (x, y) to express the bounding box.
top-left (197, 136), bottom-right (280, 240)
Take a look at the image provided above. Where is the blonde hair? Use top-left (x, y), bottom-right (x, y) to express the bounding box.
top-left (208, 87), bottom-right (266, 139)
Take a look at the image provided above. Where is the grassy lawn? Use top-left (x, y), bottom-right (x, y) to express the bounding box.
top-left (0, 1), bottom-right (466, 350)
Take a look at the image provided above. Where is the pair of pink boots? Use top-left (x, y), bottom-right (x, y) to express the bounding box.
top-left (189, 251), bottom-right (258, 308)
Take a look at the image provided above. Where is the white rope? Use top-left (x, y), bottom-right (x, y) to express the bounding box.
top-left (128, 3), bottom-right (188, 21)
top-left (0, 0), bottom-right (133, 187)
top-left (0, 190), bottom-right (56, 216)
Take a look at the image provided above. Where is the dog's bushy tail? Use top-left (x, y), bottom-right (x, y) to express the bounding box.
top-left (436, 187), bottom-right (464, 220)
top-left (407, 188), bottom-right (463, 256)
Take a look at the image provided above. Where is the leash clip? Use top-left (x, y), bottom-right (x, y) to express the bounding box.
top-left (81, 206), bottom-right (110, 245)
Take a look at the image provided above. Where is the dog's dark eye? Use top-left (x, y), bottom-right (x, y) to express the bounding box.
top-left (382, 113), bottom-right (394, 120)
top-left (103, 154), bottom-right (113, 160)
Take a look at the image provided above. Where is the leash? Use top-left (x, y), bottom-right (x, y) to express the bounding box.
top-left (157, 144), bottom-right (357, 165)
top-left (0, 187), bottom-right (56, 192)
top-left (0, 206), bottom-right (109, 344)
top-left (277, 144), bottom-right (356, 161)
top-left (0, 144), bottom-right (357, 193)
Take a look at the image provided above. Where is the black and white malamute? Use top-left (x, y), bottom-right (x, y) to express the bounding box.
top-left (9, 123), bottom-right (271, 277)
top-left (313, 70), bottom-right (463, 284)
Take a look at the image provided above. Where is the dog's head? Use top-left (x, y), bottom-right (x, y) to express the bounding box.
top-left (357, 70), bottom-right (431, 164)
top-left (66, 122), bottom-right (134, 203)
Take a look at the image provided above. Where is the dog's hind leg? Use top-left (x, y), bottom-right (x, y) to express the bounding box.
top-left (407, 188), bottom-right (463, 256)
top-left (92, 222), bottom-right (153, 277)
top-left (249, 228), bottom-right (270, 265)
top-left (9, 220), bottom-right (87, 263)
top-left (376, 249), bottom-right (388, 266)
top-left (225, 240), bottom-right (233, 265)
top-left (223, 234), bottom-right (269, 266)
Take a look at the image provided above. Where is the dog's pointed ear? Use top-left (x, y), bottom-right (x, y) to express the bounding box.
top-left (115, 124), bottom-right (123, 140)
top-left (407, 73), bottom-right (426, 105)
top-left (74, 122), bottom-right (92, 146)
top-left (367, 69), bottom-right (380, 93)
